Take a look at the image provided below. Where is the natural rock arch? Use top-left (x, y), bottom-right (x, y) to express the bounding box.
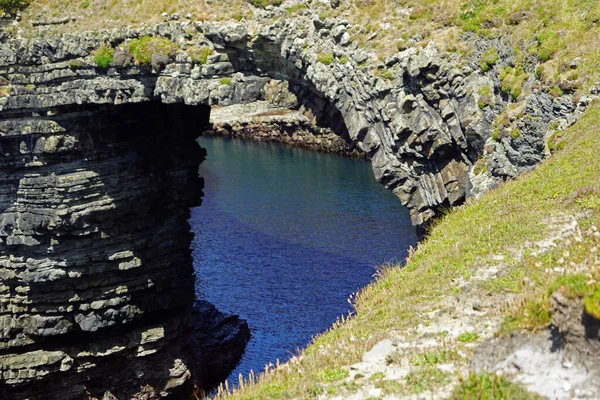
top-left (0, 18), bottom-right (504, 398)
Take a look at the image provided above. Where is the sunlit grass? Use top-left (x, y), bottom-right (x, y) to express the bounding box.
top-left (215, 99), bottom-right (600, 398)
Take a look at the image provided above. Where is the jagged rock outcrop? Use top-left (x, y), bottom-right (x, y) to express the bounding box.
top-left (0, 19), bottom-right (494, 229)
top-left (0, 101), bottom-right (249, 399)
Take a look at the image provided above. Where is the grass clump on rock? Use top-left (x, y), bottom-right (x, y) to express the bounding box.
top-left (479, 48), bottom-right (499, 72)
top-left (0, 0), bottom-right (29, 13)
top-left (451, 373), bottom-right (542, 399)
top-left (127, 36), bottom-right (177, 66)
top-left (187, 45), bottom-right (212, 65)
top-left (248, 0), bottom-right (282, 8)
top-left (317, 52), bottom-right (334, 65)
top-left (92, 44), bottom-right (114, 68)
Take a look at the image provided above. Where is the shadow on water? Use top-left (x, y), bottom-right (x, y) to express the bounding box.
top-left (189, 135), bottom-right (418, 387)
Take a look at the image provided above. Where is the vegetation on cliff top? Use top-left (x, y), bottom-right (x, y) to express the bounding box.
top-left (10, 0), bottom-right (600, 96)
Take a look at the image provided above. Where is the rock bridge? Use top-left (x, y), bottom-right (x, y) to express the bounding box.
top-left (0, 17), bottom-right (501, 399)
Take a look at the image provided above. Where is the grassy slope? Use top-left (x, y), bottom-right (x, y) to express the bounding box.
top-left (214, 101), bottom-right (600, 399)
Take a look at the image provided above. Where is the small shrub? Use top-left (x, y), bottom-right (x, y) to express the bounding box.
top-left (219, 77), bottom-right (232, 85)
top-left (80, 0), bottom-right (89, 8)
top-left (127, 36), bottom-right (177, 66)
top-left (92, 44), bottom-right (114, 68)
top-left (480, 48), bottom-right (499, 72)
top-left (338, 55), bottom-right (350, 64)
top-left (188, 46), bottom-right (212, 65)
top-left (317, 52), bottom-right (334, 65)
top-left (457, 331), bottom-right (479, 342)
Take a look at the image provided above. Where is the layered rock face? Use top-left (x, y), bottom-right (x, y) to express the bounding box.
top-left (0, 19), bottom-right (490, 229)
top-left (0, 102), bottom-right (249, 399)
top-left (0, 11), bottom-right (592, 398)
top-left (1, 19), bottom-right (587, 229)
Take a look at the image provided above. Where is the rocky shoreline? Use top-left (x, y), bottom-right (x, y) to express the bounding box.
top-left (205, 101), bottom-right (364, 158)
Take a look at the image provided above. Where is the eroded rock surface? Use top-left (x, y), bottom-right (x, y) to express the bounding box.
top-left (0, 102), bottom-right (249, 399)
top-left (0, 11), bottom-right (594, 398)
top-left (0, 19), bottom-right (495, 229)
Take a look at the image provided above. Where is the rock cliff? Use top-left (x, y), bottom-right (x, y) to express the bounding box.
top-left (0, 101), bottom-right (249, 399)
top-left (0, 9), bottom-right (593, 398)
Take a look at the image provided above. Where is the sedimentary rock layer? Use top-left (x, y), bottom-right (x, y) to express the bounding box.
top-left (0, 102), bottom-right (249, 399)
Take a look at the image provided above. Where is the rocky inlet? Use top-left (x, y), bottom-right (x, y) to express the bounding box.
top-left (0, 9), bottom-right (595, 398)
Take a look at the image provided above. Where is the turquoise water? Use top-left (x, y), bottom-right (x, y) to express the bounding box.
top-left (190, 135), bottom-right (417, 384)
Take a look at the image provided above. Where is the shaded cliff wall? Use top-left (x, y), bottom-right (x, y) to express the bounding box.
top-left (0, 102), bottom-right (248, 399)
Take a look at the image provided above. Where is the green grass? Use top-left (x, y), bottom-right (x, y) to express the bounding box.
top-left (285, 3), bottom-right (306, 14)
top-left (320, 368), bottom-right (348, 382)
top-left (410, 349), bottom-right (460, 366)
top-left (338, 55), bottom-right (350, 64)
top-left (451, 373), bottom-right (543, 399)
top-left (219, 77), bottom-right (233, 85)
top-left (187, 46), bottom-right (212, 65)
top-left (457, 332), bottom-right (478, 343)
top-left (405, 368), bottom-right (448, 394)
top-left (220, 98), bottom-right (600, 399)
top-left (480, 48), bottom-right (499, 72)
top-left (317, 53), bottom-right (335, 65)
top-left (92, 44), bottom-right (114, 68)
top-left (374, 379), bottom-right (404, 394)
top-left (248, 0), bottom-right (282, 8)
top-left (127, 36), bottom-right (177, 66)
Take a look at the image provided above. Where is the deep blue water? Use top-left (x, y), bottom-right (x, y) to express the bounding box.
top-left (189, 135), bottom-right (417, 384)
